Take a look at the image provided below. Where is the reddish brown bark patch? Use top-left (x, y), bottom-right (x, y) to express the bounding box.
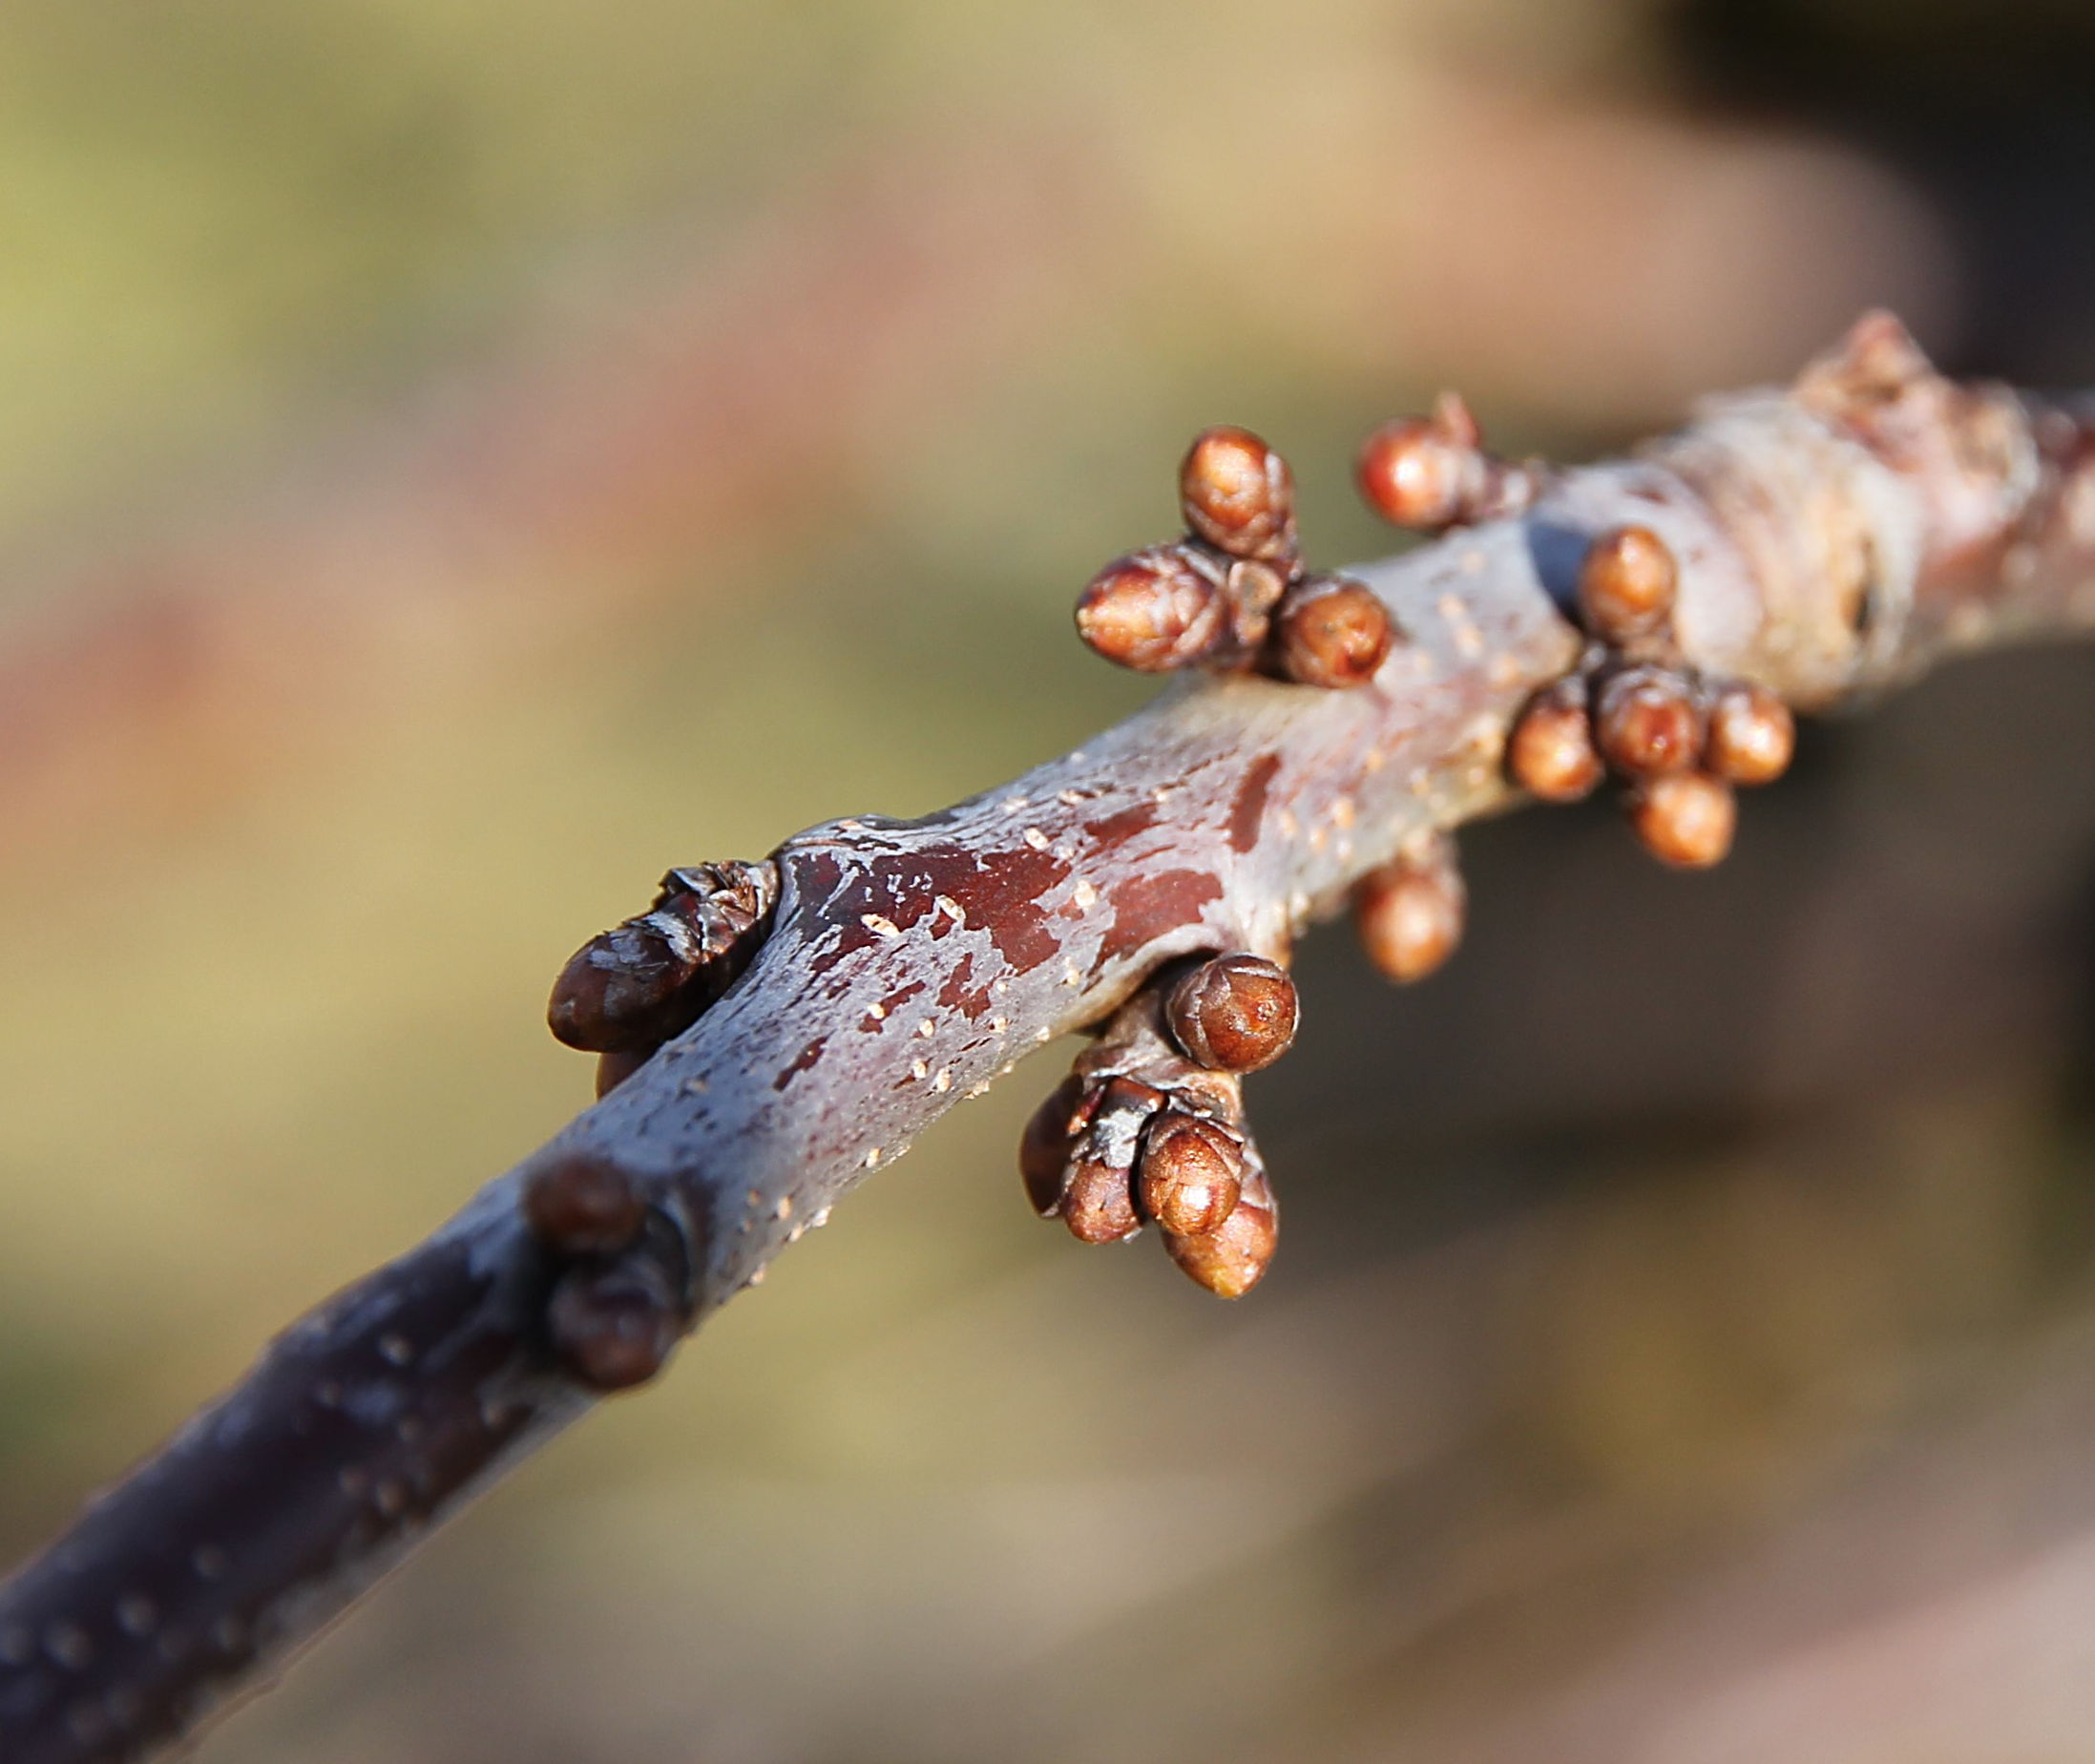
top-left (774, 1035), bottom-right (828, 1091)
top-left (1230, 754), bottom-right (1281, 853)
top-left (1100, 869), bottom-right (1225, 963)
top-left (1087, 799), bottom-right (1161, 850)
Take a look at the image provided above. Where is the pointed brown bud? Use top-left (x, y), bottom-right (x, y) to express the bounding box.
top-left (1075, 545), bottom-right (1229, 673)
top-left (1353, 844), bottom-right (1466, 983)
top-left (522, 1151), bottom-right (647, 1256)
top-left (1577, 525), bottom-right (1677, 640)
top-left (549, 862), bottom-right (777, 1053)
top-left (1629, 771), bottom-right (1736, 869)
top-left (550, 922), bottom-right (696, 1053)
top-left (1180, 426), bottom-right (1296, 563)
top-left (1019, 1075), bottom-right (1087, 1216)
top-left (547, 1252), bottom-right (684, 1391)
top-left (1165, 954), bottom-right (1298, 1073)
top-left (1164, 1174), bottom-right (1277, 1298)
top-left (1705, 682), bottom-right (1794, 786)
top-left (1139, 1113), bottom-right (1245, 1238)
top-left (1061, 1158), bottom-right (1142, 1244)
top-left (1509, 679), bottom-right (1604, 802)
top-left (1272, 576), bottom-right (1393, 689)
top-left (1355, 414), bottom-right (1475, 531)
top-left (1595, 665), bottom-right (1703, 777)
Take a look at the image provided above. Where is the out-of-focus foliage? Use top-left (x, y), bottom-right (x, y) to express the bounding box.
top-left (7, 2), bottom-right (2095, 1759)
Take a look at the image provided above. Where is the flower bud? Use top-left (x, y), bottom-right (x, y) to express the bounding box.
top-left (1355, 414), bottom-right (1475, 531)
top-left (521, 1151), bottom-right (647, 1256)
top-left (1705, 682), bottom-right (1794, 786)
top-left (1272, 576), bottom-right (1393, 689)
top-left (1629, 771), bottom-right (1736, 869)
top-left (1061, 1158), bottom-right (1141, 1244)
top-left (1353, 844), bottom-right (1465, 983)
top-left (549, 921), bottom-right (698, 1053)
top-left (1180, 426), bottom-right (1296, 562)
top-left (1164, 1174), bottom-right (1277, 1298)
top-left (1577, 525), bottom-right (1677, 640)
top-left (1509, 679), bottom-right (1604, 802)
top-left (1165, 954), bottom-right (1299, 1073)
top-left (1139, 1112), bottom-right (1245, 1237)
top-left (1595, 665), bottom-right (1703, 776)
top-left (548, 862), bottom-right (776, 1053)
top-left (1019, 1075), bottom-right (1086, 1217)
top-left (1075, 545), bottom-right (1228, 673)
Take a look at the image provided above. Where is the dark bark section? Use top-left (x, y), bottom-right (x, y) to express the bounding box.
top-left (0, 1216), bottom-right (578, 1763)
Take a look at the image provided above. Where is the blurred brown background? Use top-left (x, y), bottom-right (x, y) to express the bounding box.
top-left (9, 1), bottom-right (2095, 1757)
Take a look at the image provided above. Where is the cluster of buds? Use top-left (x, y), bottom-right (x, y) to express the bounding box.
top-left (518, 1148), bottom-right (692, 1391)
top-left (1021, 952), bottom-right (1298, 1297)
top-left (1077, 427), bottom-right (1394, 690)
top-left (1354, 391), bottom-right (1550, 533)
top-left (1504, 525), bottom-right (1795, 866)
top-left (1351, 392), bottom-right (1794, 869)
top-left (548, 859), bottom-right (780, 1096)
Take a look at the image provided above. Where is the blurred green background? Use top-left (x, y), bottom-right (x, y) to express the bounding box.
top-left (11, 1), bottom-right (2095, 1757)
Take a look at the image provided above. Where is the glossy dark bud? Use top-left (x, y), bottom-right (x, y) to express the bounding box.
top-left (1595, 665), bottom-right (1703, 776)
top-left (521, 1151), bottom-right (647, 1256)
top-left (1273, 576), bottom-right (1393, 689)
top-left (1629, 771), bottom-right (1736, 869)
top-left (1705, 682), bottom-right (1794, 786)
top-left (1353, 843), bottom-right (1465, 984)
top-left (1076, 545), bottom-right (1228, 673)
top-left (1165, 954), bottom-right (1299, 1073)
top-left (1164, 1169), bottom-right (1277, 1298)
top-left (1139, 1112), bottom-right (1245, 1237)
top-left (1180, 426), bottom-right (1296, 563)
top-left (549, 862), bottom-right (777, 1053)
top-left (547, 1252), bottom-right (684, 1391)
top-left (549, 922), bottom-right (697, 1053)
top-left (1019, 1075), bottom-right (1086, 1217)
top-left (1577, 525), bottom-right (1677, 640)
top-left (1509, 679), bottom-right (1604, 802)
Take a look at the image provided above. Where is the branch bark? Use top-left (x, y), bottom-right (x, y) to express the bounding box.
top-left (6, 315), bottom-right (2094, 1763)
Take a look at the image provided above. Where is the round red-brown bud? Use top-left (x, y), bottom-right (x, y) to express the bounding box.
top-left (1509, 680), bottom-right (1604, 802)
top-left (1164, 1183), bottom-right (1277, 1298)
top-left (1139, 1113), bottom-right (1245, 1238)
top-left (1165, 954), bottom-right (1299, 1073)
top-left (1355, 416), bottom-right (1475, 530)
top-left (1705, 682), bottom-right (1794, 786)
top-left (522, 1151), bottom-right (647, 1256)
top-left (1180, 426), bottom-right (1296, 562)
top-left (1577, 525), bottom-right (1677, 640)
top-left (1061, 1158), bottom-right (1141, 1244)
top-left (1273, 576), bottom-right (1393, 689)
top-left (1019, 1075), bottom-right (1086, 1217)
top-left (1595, 665), bottom-right (1703, 776)
top-left (1075, 546), bottom-right (1227, 673)
top-left (1629, 771), bottom-right (1736, 869)
top-left (1353, 850), bottom-right (1466, 984)
top-left (547, 1257), bottom-right (683, 1391)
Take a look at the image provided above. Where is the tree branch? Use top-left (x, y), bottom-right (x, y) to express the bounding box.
top-left (6, 314), bottom-right (2093, 1763)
